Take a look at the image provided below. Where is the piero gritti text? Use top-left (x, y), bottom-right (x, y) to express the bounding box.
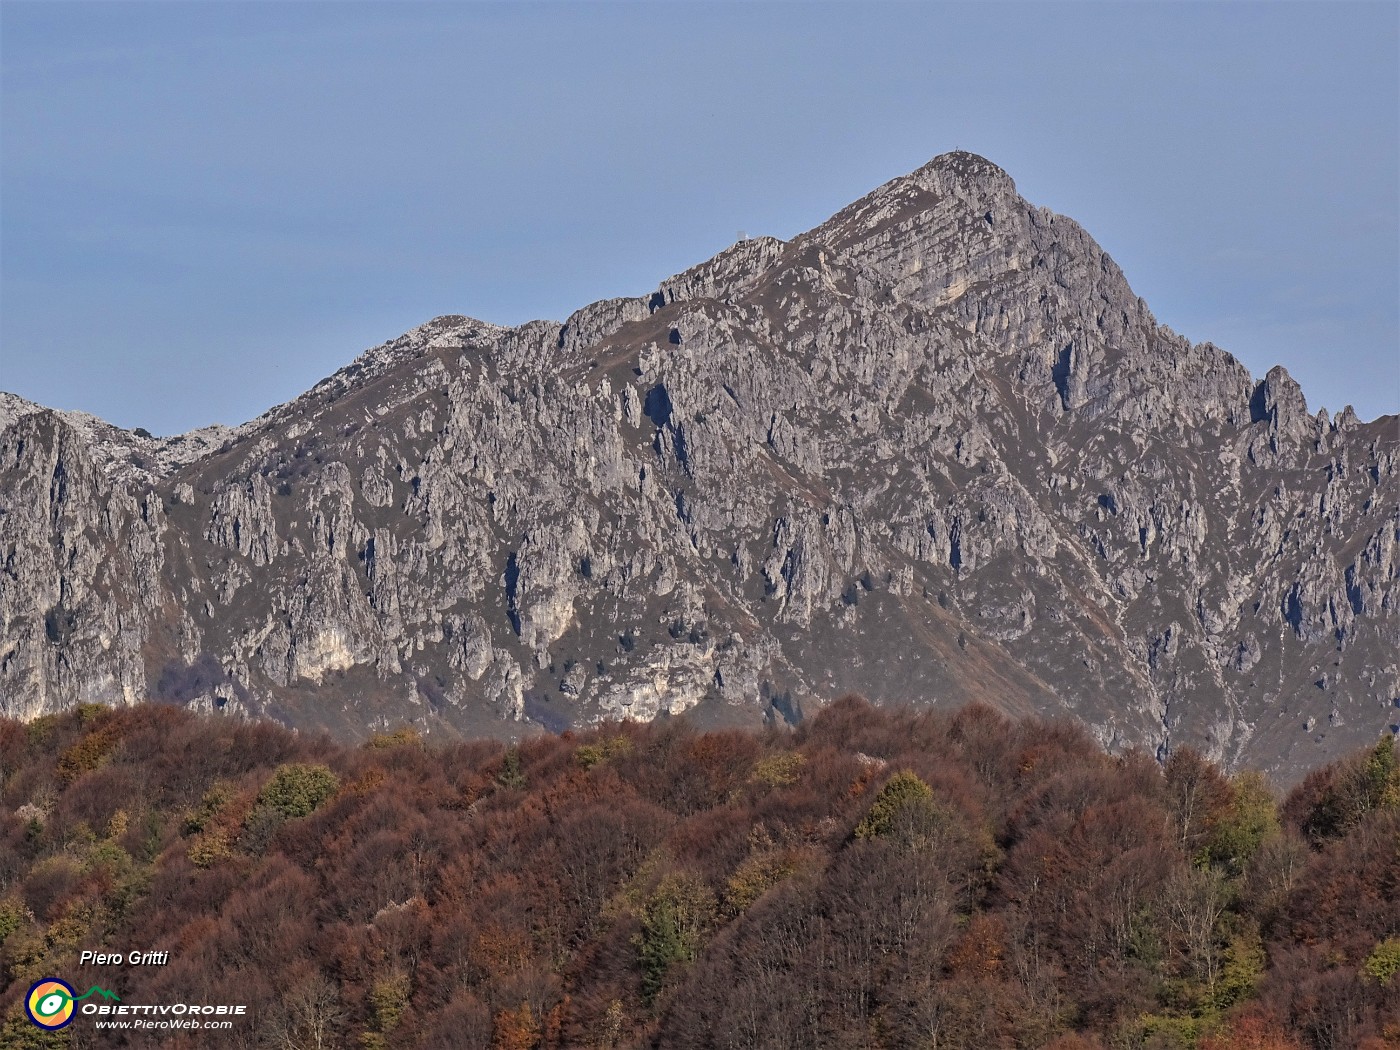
top-left (79, 950), bottom-right (169, 966)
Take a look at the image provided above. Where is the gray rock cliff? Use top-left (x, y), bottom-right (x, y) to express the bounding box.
top-left (2, 152), bottom-right (1396, 781)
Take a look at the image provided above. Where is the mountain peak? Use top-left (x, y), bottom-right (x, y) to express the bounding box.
top-left (915, 149), bottom-right (1016, 189)
top-left (1, 155), bottom-right (1395, 785)
top-left (802, 149), bottom-right (1022, 264)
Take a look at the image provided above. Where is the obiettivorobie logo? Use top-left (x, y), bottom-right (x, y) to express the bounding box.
top-left (24, 976), bottom-right (248, 1031)
top-left (25, 978), bottom-right (120, 1030)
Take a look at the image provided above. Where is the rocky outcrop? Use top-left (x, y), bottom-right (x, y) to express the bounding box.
top-left (2, 152), bottom-right (1395, 781)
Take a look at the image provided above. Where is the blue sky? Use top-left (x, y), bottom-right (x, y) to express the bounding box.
top-left (2, 1), bottom-right (1396, 434)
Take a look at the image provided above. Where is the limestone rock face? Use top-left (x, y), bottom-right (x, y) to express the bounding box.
top-left (2, 152), bottom-right (1396, 781)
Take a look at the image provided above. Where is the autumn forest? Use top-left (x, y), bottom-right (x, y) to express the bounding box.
top-left (0, 698), bottom-right (1396, 1048)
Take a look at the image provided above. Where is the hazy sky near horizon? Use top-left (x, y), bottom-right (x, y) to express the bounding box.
top-left (2, 1), bottom-right (1396, 435)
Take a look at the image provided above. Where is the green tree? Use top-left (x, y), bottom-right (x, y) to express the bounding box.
top-left (361, 970), bottom-right (412, 1047)
top-left (723, 852), bottom-right (798, 915)
top-left (576, 736), bottom-right (632, 769)
top-left (257, 763), bottom-right (340, 819)
top-left (1212, 924), bottom-right (1266, 1009)
top-left (0, 1015), bottom-right (70, 1050)
top-left (364, 727), bottom-right (421, 749)
top-left (1361, 736), bottom-right (1400, 812)
top-left (497, 747), bottom-right (526, 790)
top-left (1201, 771), bottom-right (1279, 876)
top-left (183, 782), bottom-right (233, 834)
top-left (748, 751), bottom-right (805, 787)
top-left (855, 770), bottom-right (937, 841)
top-left (1363, 937), bottom-right (1400, 985)
top-left (637, 872), bottom-right (716, 1002)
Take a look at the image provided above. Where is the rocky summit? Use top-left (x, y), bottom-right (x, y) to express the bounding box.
top-left (1, 152), bottom-right (1395, 781)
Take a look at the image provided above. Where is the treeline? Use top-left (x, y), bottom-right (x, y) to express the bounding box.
top-left (0, 698), bottom-right (1396, 1049)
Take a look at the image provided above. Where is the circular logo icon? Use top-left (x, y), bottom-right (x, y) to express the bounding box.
top-left (26, 978), bottom-right (77, 1029)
